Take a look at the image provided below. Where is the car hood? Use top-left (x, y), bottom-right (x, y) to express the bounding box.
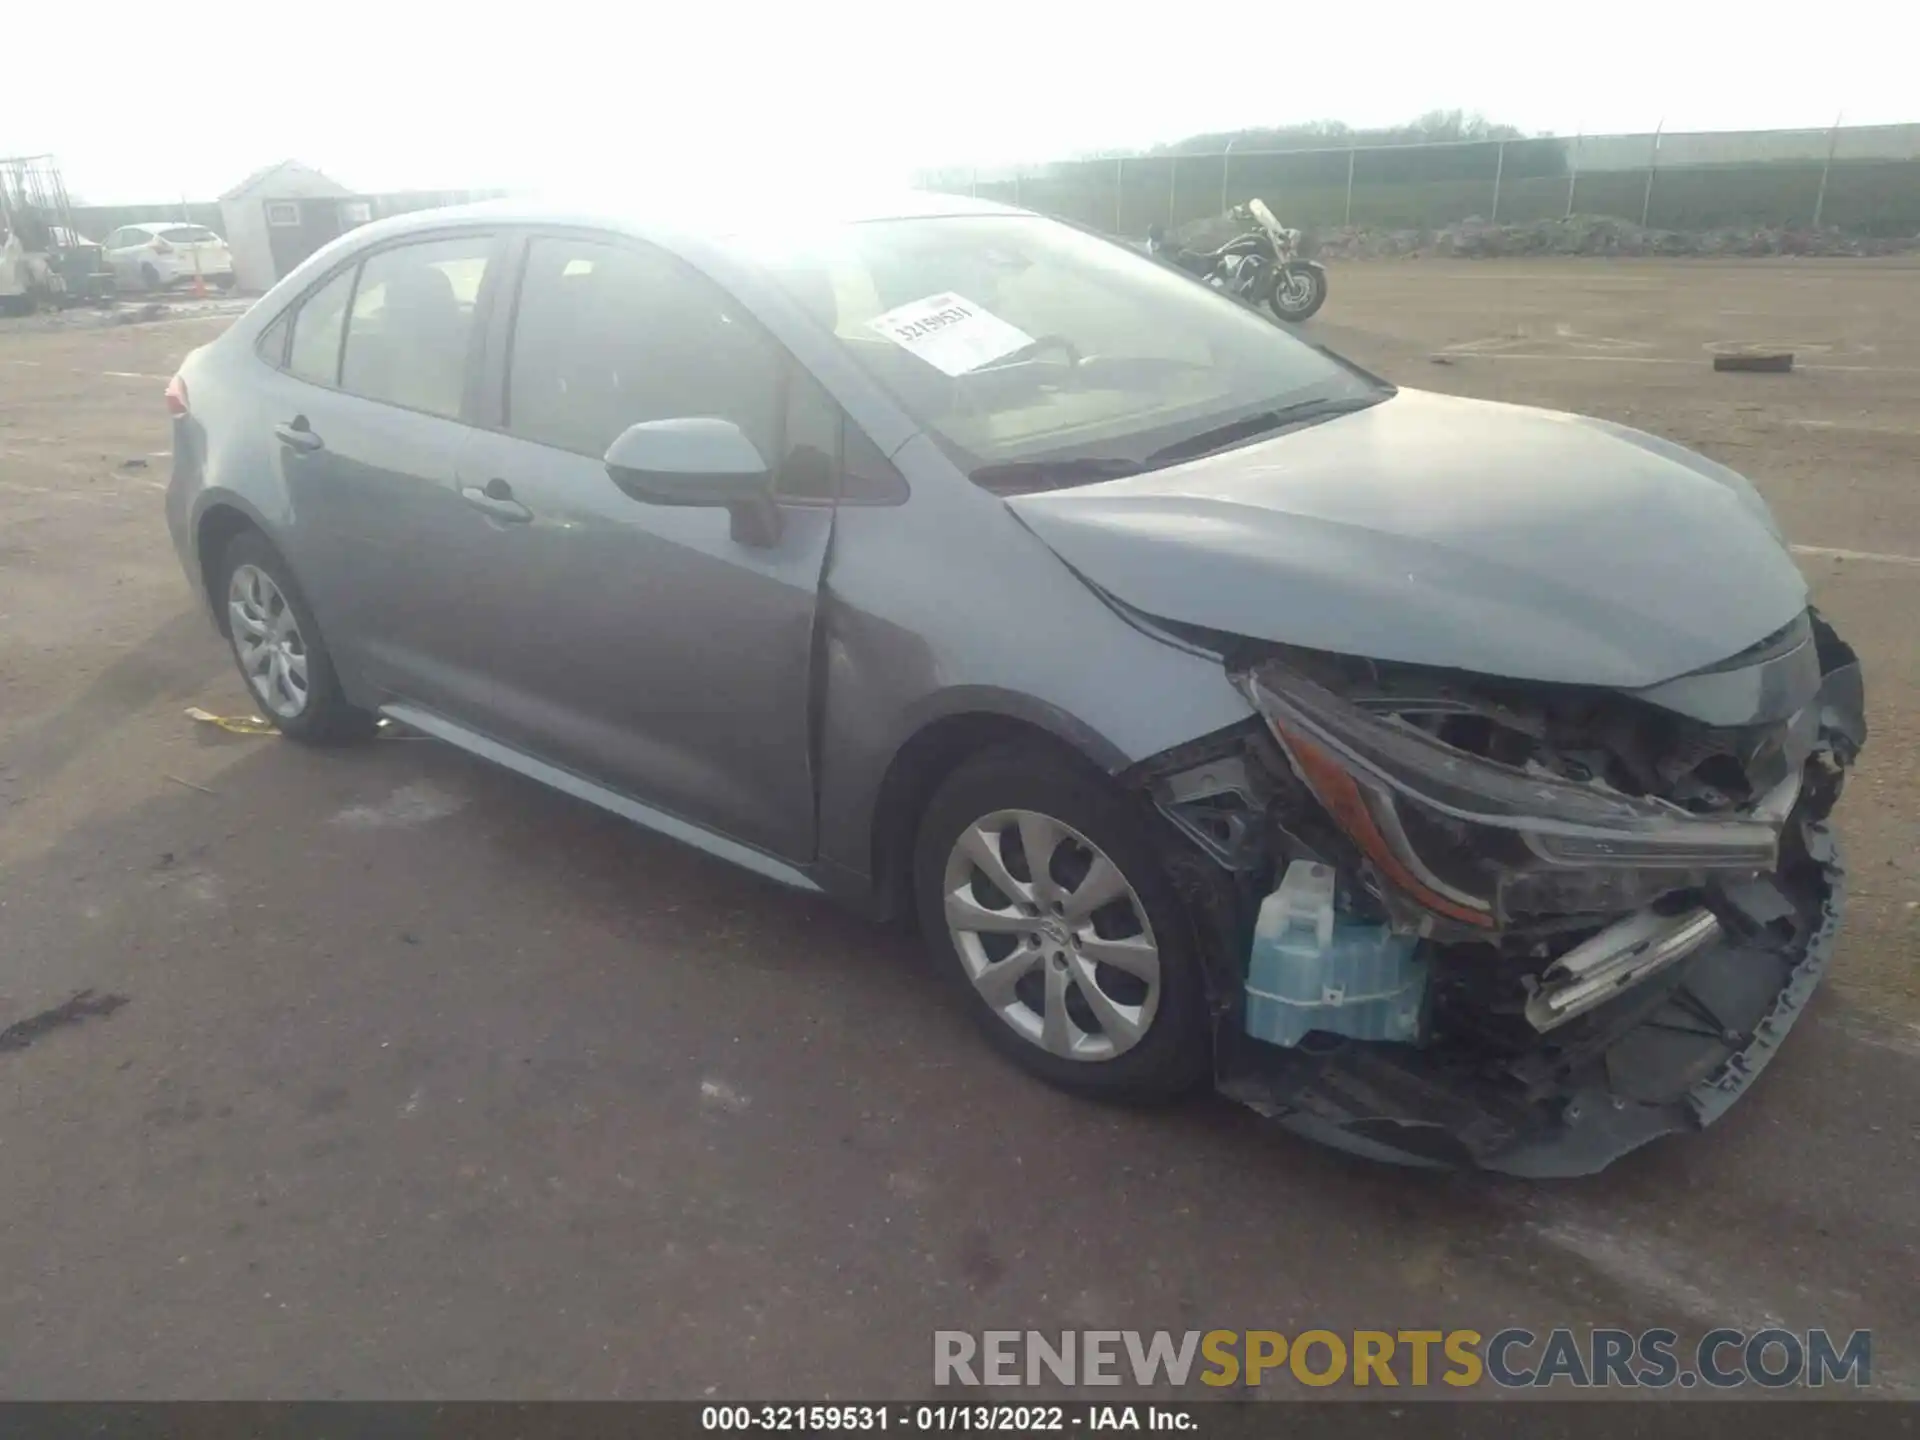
top-left (1007, 388), bottom-right (1808, 689)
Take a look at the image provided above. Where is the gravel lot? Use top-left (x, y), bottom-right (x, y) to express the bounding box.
top-left (2, 261), bottom-right (1916, 1399)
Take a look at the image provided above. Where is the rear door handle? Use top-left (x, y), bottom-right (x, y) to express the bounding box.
top-left (274, 416), bottom-right (324, 452)
top-left (459, 478), bottom-right (532, 523)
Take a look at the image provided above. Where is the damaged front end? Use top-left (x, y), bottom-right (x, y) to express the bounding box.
top-left (1145, 610), bottom-right (1865, 1177)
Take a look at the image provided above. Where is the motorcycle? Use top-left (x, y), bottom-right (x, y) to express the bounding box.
top-left (1145, 198), bottom-right (1328, 323)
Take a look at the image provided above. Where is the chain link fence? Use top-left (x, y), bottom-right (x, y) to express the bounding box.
top-left (921, 123), bottom-right (1920, 239)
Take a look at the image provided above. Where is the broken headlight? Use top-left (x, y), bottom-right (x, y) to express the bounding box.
top-left (1235, 659), bottom-right (1789, 930)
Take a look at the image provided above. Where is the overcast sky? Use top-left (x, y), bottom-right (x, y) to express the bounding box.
top-left (7, 1), bottom-right (1916, 204)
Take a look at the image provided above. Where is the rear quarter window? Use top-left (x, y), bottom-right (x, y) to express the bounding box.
top-left (286, 267), bottom-right (356, 386)
top-left (255, 310), bottom-right (292, 368)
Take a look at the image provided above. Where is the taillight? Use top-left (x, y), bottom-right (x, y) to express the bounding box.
top-left (152, 237), bottom-right (173, 254)
top-left (164, 374), bottom-right (189, 417)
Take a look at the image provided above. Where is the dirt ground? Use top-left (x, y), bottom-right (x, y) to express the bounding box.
top-left (1, 261), bottom-right (1917, 1400)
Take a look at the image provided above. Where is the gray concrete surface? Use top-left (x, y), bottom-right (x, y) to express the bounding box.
top-left (1, 263), bottom-right (1917, 1399)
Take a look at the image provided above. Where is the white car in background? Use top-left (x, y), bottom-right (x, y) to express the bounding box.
top-left (102, 222), bottom-right (235, 292)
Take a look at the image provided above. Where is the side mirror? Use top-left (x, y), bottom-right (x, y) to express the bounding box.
top-left (604, 417), bottom-right (783, 546)
top-left (603, 418), bottom-right (772, 507)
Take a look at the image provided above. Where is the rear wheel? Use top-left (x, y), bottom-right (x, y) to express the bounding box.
top-left (219, 531), bottom-right (375, 744)
top-left (914, 746), bottom-right (1212, 1101)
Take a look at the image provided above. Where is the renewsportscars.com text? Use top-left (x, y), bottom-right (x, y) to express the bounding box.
top-left (934, 1328), bottom-right (1872, 1390)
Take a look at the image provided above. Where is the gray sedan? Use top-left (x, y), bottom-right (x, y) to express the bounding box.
top-left (164, 193), bottom-right (1864, 1175)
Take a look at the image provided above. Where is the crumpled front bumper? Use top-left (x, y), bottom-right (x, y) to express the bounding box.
top-left (1483, 825), bottom-right (1843, 1178)
top-left (1205, 626), bottom-right (1865, 1178)
top-left (1215, 826), bottom-right (1843, 1176)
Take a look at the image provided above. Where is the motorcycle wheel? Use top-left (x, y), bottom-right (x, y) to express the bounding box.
top-left (1269, 266), bottom-right (1327, 323)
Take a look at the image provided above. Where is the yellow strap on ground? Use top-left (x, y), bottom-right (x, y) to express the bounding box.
top-left (184, 706), bottom-right (279, 737)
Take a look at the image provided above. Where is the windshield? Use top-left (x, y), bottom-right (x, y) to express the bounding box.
top-left (751, 213), bottom-right (1379, 489)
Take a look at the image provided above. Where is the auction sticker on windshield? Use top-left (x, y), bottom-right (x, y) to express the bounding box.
top-left (867, 292), bottom-right (1035, 376)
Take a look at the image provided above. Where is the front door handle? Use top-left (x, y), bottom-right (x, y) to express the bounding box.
top-left (274, 415), bottom-right (324, 452)
top-left (459, 479), bottom-right (532, 523)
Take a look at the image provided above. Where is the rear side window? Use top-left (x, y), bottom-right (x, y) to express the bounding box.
top-left (504, 236), bottom-right (782, 461)
top-left (339, 235), bottom-right (493, 420)
top-left (286, 268), bottom-right (355, 385)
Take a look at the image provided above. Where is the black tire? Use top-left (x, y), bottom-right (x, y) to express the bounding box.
top-left (218, 530), bottom-right (376, 744)
top-left (140, 262), bottom-right (161, 292)
top-left (214, 274), bottom-right (236, 292)
top-left (913, 744), bottom-right (1212, 1101)
top-left (1269, 265), bottom-right (1328, 323)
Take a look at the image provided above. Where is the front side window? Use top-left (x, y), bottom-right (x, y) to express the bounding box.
top-left (339, 235), bottom-right (493, 419)
top-left (505, 236), bottom-right (782, 465)
top-left (749, 214), bottom-right (1379, 489)
top-left (285, 267), bottom-right (354, 385)
top-left (777, 369), bottom-right (841, 502)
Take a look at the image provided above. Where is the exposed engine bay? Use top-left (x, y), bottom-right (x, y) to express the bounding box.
top-left (1135, 608), bottom-right (1865, 1176)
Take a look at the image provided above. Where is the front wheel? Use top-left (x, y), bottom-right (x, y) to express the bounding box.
top-left (913, 746), bottom-right (1212, 1101)
top-left (1269, 264), bottom-right (1328, 323)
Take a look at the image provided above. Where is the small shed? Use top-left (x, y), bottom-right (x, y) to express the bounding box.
top-left (219, 161), bottom-right (364, 292)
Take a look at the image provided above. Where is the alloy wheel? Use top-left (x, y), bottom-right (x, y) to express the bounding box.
top-left (1276, 272), bottom-right (1315, 313)
top-left (942, 809), bottom-right (1161, 1061)
top-left (228, 563), bottom-right (309, 720)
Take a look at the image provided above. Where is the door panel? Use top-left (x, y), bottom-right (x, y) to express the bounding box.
top-left (275, 381), bottom-right (487, 711)
top-left (264, 231), bottom-right (505, 711)
top-left (447, 429), bottom-right (831, 862)
top-left (435, 229), bottom-right (837, 863)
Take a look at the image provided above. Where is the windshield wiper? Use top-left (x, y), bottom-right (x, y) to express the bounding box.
top-left (969, 456), bottom-right (1146, 495)
top-left (969, 394), bottom-right (1383, 494)
top-left (1142, 394), bottom-right (1383, 468)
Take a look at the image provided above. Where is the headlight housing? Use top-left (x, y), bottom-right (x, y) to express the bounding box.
top-left (1235, 659), bottom-right (1791, 931)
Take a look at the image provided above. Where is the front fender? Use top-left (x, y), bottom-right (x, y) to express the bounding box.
top-left (809, 434), bottom-right (1258, 900)
top-left (886, 684), bottom-right (1136, 775)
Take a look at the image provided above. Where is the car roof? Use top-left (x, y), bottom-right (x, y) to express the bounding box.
top-left (344, 187), bottom-right (1027, 247)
